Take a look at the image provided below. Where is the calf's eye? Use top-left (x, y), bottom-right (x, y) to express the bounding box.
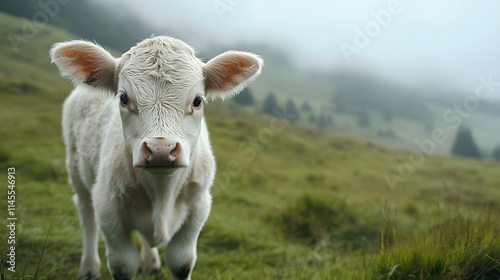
top-left (193, 96), bottom-right (204, 109)
top-left (120, 93), bottom-right (129, 106)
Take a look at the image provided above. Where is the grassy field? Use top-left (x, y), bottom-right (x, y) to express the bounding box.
top-left (1, 12), bottom-right (500, 279)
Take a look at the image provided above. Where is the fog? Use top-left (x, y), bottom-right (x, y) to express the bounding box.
top-left (96, 0), bottom-right (500, 90)
top-left (22, 0), bottom-right (494, 155)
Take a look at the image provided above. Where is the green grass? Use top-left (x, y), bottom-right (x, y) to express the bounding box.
top-left (369, 210), bottom-right (500, 279)
top-left (1, 12), bottom-right (500, 280)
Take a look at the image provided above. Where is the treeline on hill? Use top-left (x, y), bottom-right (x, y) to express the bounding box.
top-left (235, 87), bottom-right (500, 160)
top-left (330, 72), bottom-right (434, 130)
top-left (326, 72), bottom-right (500, 159)
top-left (235, 88), bottom-right (333, 129)
top-left (423, 86), bottom-right (500, 119)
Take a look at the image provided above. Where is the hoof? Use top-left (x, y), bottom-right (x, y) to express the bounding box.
top-left (78, 270), bottom-right (101, 280)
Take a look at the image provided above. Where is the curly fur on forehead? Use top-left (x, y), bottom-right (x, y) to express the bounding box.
top-left (117, 36), bottom-right (204, 108)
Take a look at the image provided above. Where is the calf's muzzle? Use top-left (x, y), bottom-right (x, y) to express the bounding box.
top-left (136, 137), bottom-right (183, 168)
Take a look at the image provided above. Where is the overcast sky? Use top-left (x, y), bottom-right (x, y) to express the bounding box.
top-left (98, 0), bottom-right (500, 89)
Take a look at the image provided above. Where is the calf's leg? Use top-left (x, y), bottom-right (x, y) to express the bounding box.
top-left (166, 196), bottom-right (211, 280)
top-left (139, 235), bottom-right (161, 274)
top-left (67, 152), bottom-right (101, 280)
top-left (100, 223), bottom-right (139, 280)
top-left (73, 192), bottom-right (101, 280)
top-left (93, 187), bottom-right (139, 280)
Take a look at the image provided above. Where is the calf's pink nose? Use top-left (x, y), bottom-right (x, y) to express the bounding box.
top-left (141, 137), bottom-right (181, 167)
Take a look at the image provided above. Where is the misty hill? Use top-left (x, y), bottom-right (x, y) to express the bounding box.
top-left (1, 0), bottom-right (159, 52)
top-left (3, 2), bottom-right (500, 156)
top-left (419, 85), bottom-right (500, 119)
top-left (330, 71), bottom-right (434, 128)
top-left (0, 1), bottom-right (295, 69)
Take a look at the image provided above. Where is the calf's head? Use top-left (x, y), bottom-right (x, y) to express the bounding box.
top-left (51, 36), bottom-right (262, 174)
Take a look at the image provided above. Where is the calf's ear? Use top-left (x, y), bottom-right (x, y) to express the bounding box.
top-left (50, 40), bottom-right (117, 90)
top-left (203, 51), bottom-right (263, 100)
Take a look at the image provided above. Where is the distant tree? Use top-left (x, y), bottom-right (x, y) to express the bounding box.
top-left (386, 128), bottom-right (397, 139)
top-left (451, 126), bottom-right (481, 158)
top-left (382, 111), bottom-right (393, 123)
top-left (493, 146), bottom-right (500, 161)
top-left (308, 113), bottom-right (317, 124)
top-left (357, 111), bottom-right (371, 127)
top-left (377, 129), bottom-right (387, 138)
top-left (326, 114), bottom-right (334, 126)
top-left (284, 98), bottom-right (300, 122)
top-left (317, 113), bottom-right (334, 129)
top-left (318, 114), bottom-right (327, 128)
top-left (332, 94), bottom-right (349, 113)
top-left (234, 87), bottom-right (255, 106)
top-left (377, 128), bottom-right (397, 139)
top-left (262, 92), bottom-right (279, 115)
top-left (301, 101), bottom-right (312, 113)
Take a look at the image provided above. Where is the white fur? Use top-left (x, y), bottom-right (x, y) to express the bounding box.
top-left (51, 36), bottom-right (262, 280)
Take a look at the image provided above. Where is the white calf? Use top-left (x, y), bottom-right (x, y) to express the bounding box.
top-left (50, 36), bottom-right (262, 280)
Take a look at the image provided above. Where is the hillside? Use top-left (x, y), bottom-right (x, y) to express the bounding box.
top-left (3, 0), bottom-right (500, 157)
top-left (1, 12), bottom-right (500, 280)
